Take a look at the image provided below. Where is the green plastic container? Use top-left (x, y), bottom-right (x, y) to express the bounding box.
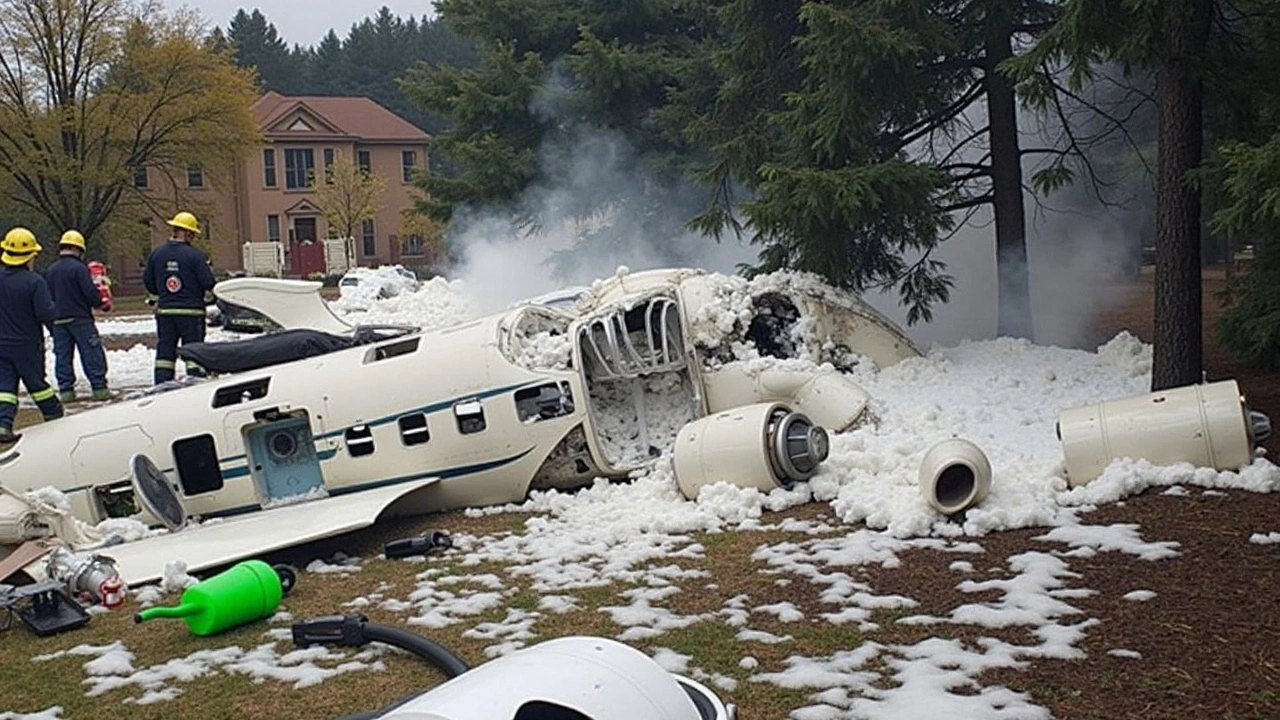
top-left (134, 560), bottom-right (284, 636)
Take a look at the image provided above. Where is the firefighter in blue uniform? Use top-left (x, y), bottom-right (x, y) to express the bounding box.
top-left (144, 211), bottom-right (217, 384)
top-left (46, 229), bottom-right (112, 402)
top-left (0, 227), bottom-right (64, 443)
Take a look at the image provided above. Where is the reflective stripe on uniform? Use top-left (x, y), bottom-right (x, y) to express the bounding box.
top-left (155, 359), bottom-right (176, 369)
top-left (156, 307), bottom-right (206, 316)
top-left (0, 392), bottom-right (17, 405)
top-left (31, 387), bottom-right (56, 402)
top-left (185, 361), bottom-right (206, 372)
top-left (54, 318), bottom-right (76, 325)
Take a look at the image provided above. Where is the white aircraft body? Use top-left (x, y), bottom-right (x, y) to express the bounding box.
top-left (0, 268), bottom-right (922, 584)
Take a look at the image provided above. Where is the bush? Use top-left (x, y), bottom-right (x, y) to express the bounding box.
top-left (1216, 242), bottom-right (1280, 368)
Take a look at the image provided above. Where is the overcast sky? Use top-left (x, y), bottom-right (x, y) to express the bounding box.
top-left (167, 1), bottom-right (438, 48)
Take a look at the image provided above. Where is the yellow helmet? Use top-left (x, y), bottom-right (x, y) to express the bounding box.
top-left (165, 211), bottom-right (201, 235)
top-left (1, 227), bottom-right (42, 266)
top-left (60, 229), bottom-right (86, 250)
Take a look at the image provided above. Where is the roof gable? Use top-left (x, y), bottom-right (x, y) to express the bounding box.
top-left (253, 92), bottom-right (429, 143)
top-left (262, 102), bottom-right (344, 136)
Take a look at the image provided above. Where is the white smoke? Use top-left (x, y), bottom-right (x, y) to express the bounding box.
top-left (869, 77), bottom-right (1155, 350)
top-left (443, 76), bottom-right (757, 315)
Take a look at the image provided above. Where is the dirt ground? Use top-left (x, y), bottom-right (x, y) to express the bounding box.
top-left (82, 272), bottom-right (1280, 719)
top-left (1086, 266), bottom-right (1280, 456)
top-left (980, 266), bottom-right (1280, 720)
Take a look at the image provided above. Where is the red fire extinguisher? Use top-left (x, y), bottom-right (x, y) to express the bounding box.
top-left (87, 260), bottom-right (113, 311)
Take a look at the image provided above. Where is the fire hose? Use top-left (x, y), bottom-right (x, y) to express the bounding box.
top-left (292, 613), bottom-right (470, 720)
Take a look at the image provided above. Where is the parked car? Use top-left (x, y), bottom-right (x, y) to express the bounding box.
top-left (338, 266), bottom-right (420, 301)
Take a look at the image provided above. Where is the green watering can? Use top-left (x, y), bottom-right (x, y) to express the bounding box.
top-left (134, 560), bottom-right (296, 636)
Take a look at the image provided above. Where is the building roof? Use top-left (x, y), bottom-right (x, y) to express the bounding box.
top-left (254, 91), bottom-right (429, 143)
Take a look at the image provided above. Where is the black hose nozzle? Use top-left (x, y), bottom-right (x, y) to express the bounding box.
top-left (292, 613), bottom-right (370, 647)
top-left (291, 613), bottom-right (470, 678)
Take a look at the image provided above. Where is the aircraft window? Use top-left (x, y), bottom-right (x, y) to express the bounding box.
top-left (173, 434), bottom-right (224, 495)
top-left (398, 413), bottom-right (430, 446)
top-left (502, 308), bottom-right (572, 369)
top-left (345, 425), bottom-right (375, 457)
top-left (364, 337), bottom-right (420, 363)
top-left (213, 378), bottom-right (271, 408)
top-left (454, 399), bottom-right (486, 434)
top-left (515, 382), bottom-right (574, 422)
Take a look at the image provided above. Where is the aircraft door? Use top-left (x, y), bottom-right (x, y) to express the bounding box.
top-left (243, 411), bottom-right (325, 504)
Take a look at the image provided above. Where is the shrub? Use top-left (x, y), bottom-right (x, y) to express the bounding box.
top-left (1216, 242), bottom-right (1280, 368)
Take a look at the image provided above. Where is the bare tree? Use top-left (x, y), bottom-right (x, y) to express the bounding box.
top-left (0, 0), bottom-right (260, 251)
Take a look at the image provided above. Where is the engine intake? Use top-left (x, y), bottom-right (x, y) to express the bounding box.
top-left (673, 403), bottom-right (830, 500)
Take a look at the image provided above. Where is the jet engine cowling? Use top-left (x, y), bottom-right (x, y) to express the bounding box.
top-left (673, 402), bottom-right (829, 500)
top-left (918, 438), bottom-right (992, 515)
top-left (1057, 379), bottom-right (1271, 487)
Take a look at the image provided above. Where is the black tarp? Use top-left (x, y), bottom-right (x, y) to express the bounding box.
top-left (179, 328), bottom-right (357, 374)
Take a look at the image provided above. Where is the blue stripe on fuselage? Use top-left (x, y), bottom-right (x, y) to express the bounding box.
top-left (196, 445), bottom-right (535, 519)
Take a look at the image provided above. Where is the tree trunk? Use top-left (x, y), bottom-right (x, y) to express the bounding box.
top-left (985, 22), bottom-right (1034, 339)
top-left (1151, 0), bottom-right (1212, 391)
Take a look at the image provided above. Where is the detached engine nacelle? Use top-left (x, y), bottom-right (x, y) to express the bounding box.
top-left (1058, 379), bottom-right (1272, 487)
top-left (673, 403), bottom-right (829, 500)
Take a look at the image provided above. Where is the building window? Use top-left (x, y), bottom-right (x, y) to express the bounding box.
top-left (357, 150), bottom-right (371, 174)
top-left (402, 234), bottom-right (425, 257)
top-left (361, 218), bottom-right (375, 257)
top-left (323, 148), bottom-right (335, 184)
top-left (284, 148), bottom-right (315, 189)
top-left (187, 165), bottom-right (204, 188)
top-left (267, 215), bottom-right (280, 243)
top-left (133, 167), bottom-right (148, 188)
top-left (263, 149), bottom-right (276, 187)
top-left (401, 150), bottom-right (416, 182)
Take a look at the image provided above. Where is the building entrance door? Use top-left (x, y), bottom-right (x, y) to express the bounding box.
top-left (290, 218), bottom-right (324, 277)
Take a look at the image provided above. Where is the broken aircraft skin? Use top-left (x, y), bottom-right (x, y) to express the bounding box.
top-left (0, 268), bottom-right (921, 584)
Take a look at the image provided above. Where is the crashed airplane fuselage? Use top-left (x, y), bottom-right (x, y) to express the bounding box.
top-left (0, 268), bottom-right (920, 582)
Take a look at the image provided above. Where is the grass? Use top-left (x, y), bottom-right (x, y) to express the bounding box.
top-left (0, 449), bottom-right (868, 720)
top-left (106, 294), bottom-right (153, 316)
top-left (0, 407), bottom-right (1196, 720)
top-left (5, 406), bottom-right (1280, 720)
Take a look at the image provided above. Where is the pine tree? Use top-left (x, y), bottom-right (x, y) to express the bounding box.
top-left (226, 9), bottom-right (297, 91)
top-left (1021, 0), bottom-right (1230, 389)
top-left (692, 1), bottom-right (1071, 329)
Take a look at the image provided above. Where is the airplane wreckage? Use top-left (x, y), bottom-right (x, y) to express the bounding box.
top-left (0, 267), bottom-right (1272, 589)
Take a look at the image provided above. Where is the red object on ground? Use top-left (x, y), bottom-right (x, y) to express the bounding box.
top-left (88, 260), bottom-right (113, 310)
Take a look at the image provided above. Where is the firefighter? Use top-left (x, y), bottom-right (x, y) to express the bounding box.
top-left (46, 229), bottom-right (112, 402)
top-left (144, 211), bottom-right (216, 384)
top-left (0, 227), bottom-right (64, 443)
